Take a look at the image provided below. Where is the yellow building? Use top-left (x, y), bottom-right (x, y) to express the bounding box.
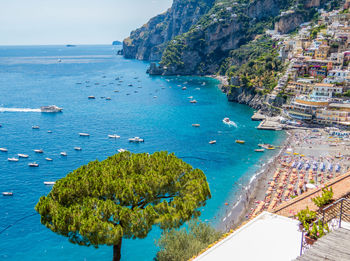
top-left (316, 103), bottom-right (350, 126)
top-left (285, 81), bottom-right (314, 95)
top-left (315, 44), bottom-right (330, 60)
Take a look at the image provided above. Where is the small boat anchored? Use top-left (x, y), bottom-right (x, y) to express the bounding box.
top-left (255, 149), bottom-right (265, 152)
top-left (8, 158), bottom-right (19, 162)
top-left (2, 192), bottom-right (13, 196)
top-left (0, 148), bottom-right (8, 152)
top-left (44, 181), bottom-right (56, 185)
top-left (129, 137), bottom-right (144, 143)
top-left (32, 125), bottom-right (40, 129)
top-left (118, 148), bottom-right (126, 153)
top-left (60, 152), bottom-right (67, 156)
top-left (190, 100), bottom-right (197, 104)
top-left (209, 140), bottom-right (216, 144)
top-left (18, 154), bottom-right (29, 158)
top-left (235, 140), bottom-right (245, 144)
top-left (45, 158), bottom-right (53, 161)
top-left (88, 96), bottom-right (96, 99)
top-left (108, 134), bottom-right (120, 139)
top-left (34, 149), bottom-right (44, 153)
top-left (192, 124), bottom-right (200, 127)
top-left (29, 162), bottom-right (39, 167)
top-left (79, 133), bottom-right (90, 137)
top-left (74, 147), bottom-right (82, 151)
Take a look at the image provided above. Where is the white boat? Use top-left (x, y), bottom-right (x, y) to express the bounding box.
top-left (47, 130), bottom-right (52, 133)
top-left (18, 154), bottom-right (29, 158)
top-left (40, 105), bottom-right (63, 113)
top-left (182, 87), bottom-right (187, 90)
top-left (8, 158), bottom-right (19, 162)
top-left (129, 137), bottom-right (144, 143)
top-left (60, 152), bottom-right (67, 156)
top-left (32, 125), bottom-right (40, 129)
top-left (190, 100), bottom-right (197, 103)
top-left (44, 181), bottom-right (56, 185)
top-left (88, 96), bottom-right (95, 99)
top-left (29, 162), bottom-right (39, 167)
top-left (108, 134), bottom-right (120, 139)
top-left (74, 147), bottom-right (82, 151)
top-left (0, 148), bottom-right (8, 152)
top-left (79, 133), bottom-right (90, 137)
top-left (187, 96), bottom-right (193, 99)
top-left (192, 124), bottom-right (200, 127)
top-left (2, 192), bottom-right (13, 196)
top-left (153, 96), bottom-right (157, 98)
top-left (255, 149), bottom-right (265, 152)
top-left (118, 148), bottom-right (126, 153)
top-left (223, 118), bottom-right (230, 123)
top-left (106, 97), bottom-right (111, 100)
top-left (209, 140), bottom-right (216, 144)
top-left (45, 158), bottom-right (53, 161)
top-left (34, 149), bottom-right (44, 153)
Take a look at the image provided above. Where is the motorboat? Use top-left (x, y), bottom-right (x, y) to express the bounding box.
top-left (60, 152), bottom-right (67, 156)
top-left (153, 96), bottom-right (157, 98)
top-left (45, 158), bottom-right (53, 161)
top-left (118, 148), bottom-right (126, 153)
top-left (108, 134), bottom-right (120, 139)
top-left (79, 133), bottom-right (90, 137)
top-left (32, 125), bottom-right (40, 129)
top-left (88, 96), bottom-right (96, 99)
top-left (192, 124), bottom-right (200, 127)
top-left (18, 154), bottom-right (29, 158)
top-left (0, 148), bottom-right (8, 152)
top-left (190, 100), bottom-right (197, 103)
top-left (74, 147), bottom-right (82, 151)
top-left (255, 149), bottom-right (265, 152)
top-left (44, 181), bottom-right (56, 185)
top-left (8, 158), bottom-right (19, 162)
top-left (34, 149), bottom-right (44, 153)
top-left (182, 87), bottom-right (187, 90)
top-left (235, 140), bottom-right (245, 144)
top-left (47, 130), bottom-right (52, 133)
top-left (2, 192), bottom-right (13, 196)
top-left (209, 140), bottom-right (216, 144)
top-left (187, 96), bottom-right (193, 99)
top-left (114, 90), bottom-right (120, 92)
top-left (129, 137), bottom-right (144, 143)
top-left (223, 118), bottom-right (230, 123)
top-left (128, 84), bottom-right (133, 86)
top-left (28, 162), bottom-right (39, 167)
top-left (106, 97), bottom-right (111, 100)
top-left (40, 105), bottom-right (63, 113)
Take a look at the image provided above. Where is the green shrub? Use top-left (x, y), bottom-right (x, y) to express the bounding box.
top-left (296, 207), bottom-right (317, 225)
top-left (312, 186), bottom-right (334, 208)
top-left (155, 220), bottom-right (222, 261)
top-left (305, 220), bottom-right (329, 240)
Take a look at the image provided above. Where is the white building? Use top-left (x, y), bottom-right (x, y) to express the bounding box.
top-left (312, 83), bottom-right (343, 97)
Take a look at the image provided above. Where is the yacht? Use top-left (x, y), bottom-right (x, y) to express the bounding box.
top-left (40, 105), bottom-right (63, 113)
top-left (74, 147), bottom-right (82, 151)
top-left (192, 124), bottom-right (200, 127)
top-left (45, 158), bottom-right (53, 161)
top-left (32, 125), bottom-right (40, 129)
top-left (106, 97), bottom-right (111, 100)
top-left (88, 96), bottom-right (96, 99)
top-left (8, 158), bottom-right (19, 162)
top-left (190, 100), bottom-right (197, 103)
top-left (118, 148), bottom-right (126, 153)
top-left (2, 192), bottom-right (13, 196)
top-left (209, 140), bottom-right (216, 144)
top-left (182, 87), bottom-right (187, 90)
top-left (108, 134), bottom-right (120, 139)
top-left (44, 181), bottom-right (56, 185)
top-left (60, 152), bottom-right (67, 156)
top-left (34, 149), bottom-right (44, 153)
top-left (28, 162), bottom-right (39, 167)
top-left (0, 148), bottom-right (8, 152)
top-left (129, 137), bottom-right (144, 143)
top-left (18, 154), bottom-right (29, 158)
top-left (235, 140), bottom-right (245, 144)
top-left (223, 118), bottom-right (230, 124)
top-left (79, 133), bottom-right (90, 137)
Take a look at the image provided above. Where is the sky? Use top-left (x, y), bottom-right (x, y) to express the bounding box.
top-left (0, 0), bottom-right (173, 45)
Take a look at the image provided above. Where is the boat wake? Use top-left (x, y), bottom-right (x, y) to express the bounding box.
top-left (223, 120), bottom-right (237, 128)
top-left (0, 107), bottom-right (41, 113)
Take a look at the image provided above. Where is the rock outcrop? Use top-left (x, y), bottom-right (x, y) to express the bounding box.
top-left (123, 0), bottom-right (215, 61)
top-left (274, 12), bottom-right (305, 34)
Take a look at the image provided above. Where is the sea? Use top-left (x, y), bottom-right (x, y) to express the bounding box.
top-left (0, 45), bottom-right (285, 260)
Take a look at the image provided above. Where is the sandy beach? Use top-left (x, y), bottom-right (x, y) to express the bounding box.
top-left (220, 127), bottom-right (350, 232)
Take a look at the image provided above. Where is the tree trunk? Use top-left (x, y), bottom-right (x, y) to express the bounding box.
top-left (113, 238), bottom-right (122, 261)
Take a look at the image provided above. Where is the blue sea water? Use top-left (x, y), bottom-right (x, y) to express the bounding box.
top-left (0, 45), bottom-right (284, 260)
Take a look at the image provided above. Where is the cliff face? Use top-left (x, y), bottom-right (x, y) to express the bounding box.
top-left (274, 12), bottom-right (305, 34)
top-left (123, 0), bottom-right (215, 61)
top-left (149, 0), bottom-right (294, 76)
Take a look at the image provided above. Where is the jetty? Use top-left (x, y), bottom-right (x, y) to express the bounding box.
top-left (257, 117), bottom-right (283, 131)
top-left (251, 111), bottom-right (266, 121)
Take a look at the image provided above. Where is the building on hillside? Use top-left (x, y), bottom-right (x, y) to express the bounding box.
top-left (284, 96), bottom-right (330, 120)
top-left (315, 43), bottom-right (330, 59)
top-left (324, 69), bottom-right (350, 83)
top-left (312, 83), bottom-right (343, 97)
top-left (316, 103), bottom-right (350, 126)
top-left (285, 81), bottom-right (314, 95)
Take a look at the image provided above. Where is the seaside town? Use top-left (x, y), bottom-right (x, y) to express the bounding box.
top-left (196, 2), bottom-right (350, 260)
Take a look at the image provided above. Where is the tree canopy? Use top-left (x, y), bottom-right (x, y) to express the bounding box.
top-left (35, 151), bottom-right (211, 260)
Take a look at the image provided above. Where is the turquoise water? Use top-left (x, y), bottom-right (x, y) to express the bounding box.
top-left (0, 45), bottom-right (284, 260)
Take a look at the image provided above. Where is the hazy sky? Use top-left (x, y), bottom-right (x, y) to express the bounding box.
top-left (0, 0), bottom-right (172, 45)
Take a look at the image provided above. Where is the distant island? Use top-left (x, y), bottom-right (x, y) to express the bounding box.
top-left (112, 40), bottom-right (122, 46)
top-left (66, 44), bottom-right (76, 47)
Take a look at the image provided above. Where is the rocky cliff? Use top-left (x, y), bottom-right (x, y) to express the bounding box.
top-left (123, 0), bottom-right (215, 61)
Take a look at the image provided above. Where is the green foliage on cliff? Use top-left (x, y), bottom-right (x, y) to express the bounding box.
top-left (155, 219), bottom-right (222, 261)
top-left (223, 36), bottom-right (283, 93)
top-left (160, 38), bottom-right (187, 68)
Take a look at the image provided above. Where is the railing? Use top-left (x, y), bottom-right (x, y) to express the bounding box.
top-left (299, 197), bottom-right (350, 256)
